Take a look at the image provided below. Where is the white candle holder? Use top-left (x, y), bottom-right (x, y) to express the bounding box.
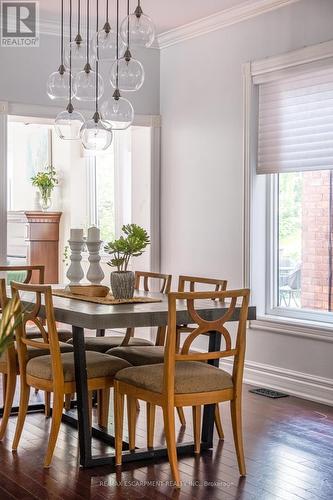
top-left (66, 239), bottom-right (85, 289)
top-left (86, 240), bottom-right (105, 285)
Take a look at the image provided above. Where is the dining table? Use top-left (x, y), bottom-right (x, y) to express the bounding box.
top-left (10, 287), bottom-right (256, 469)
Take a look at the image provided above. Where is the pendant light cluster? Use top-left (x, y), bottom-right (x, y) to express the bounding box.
top-left (47, 0), bottom-right (155, 152)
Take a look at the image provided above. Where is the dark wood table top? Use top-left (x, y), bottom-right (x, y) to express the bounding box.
top-left (16, 288), bottom-right (256, 330)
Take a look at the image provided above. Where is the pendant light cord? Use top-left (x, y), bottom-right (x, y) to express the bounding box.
top-left (127, 0), bottom-right (130, 48)
top-left (106, 0), bottom-right (109, 22)
top-left (68, 0), bottom-right (73, 108)
top-left (95, 0), bottom-right (99, 115)
top-left (60, 0), bottom-right (64, 68)
top-left (86, 0), bottom-right (90, 66)
top-left (116, 0), bottom-right (119, 89)
top-left (78, 0), bottom-right (81, 37)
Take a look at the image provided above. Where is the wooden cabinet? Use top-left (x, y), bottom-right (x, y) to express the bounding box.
top-left (25, 211), bottom-right (62, 284)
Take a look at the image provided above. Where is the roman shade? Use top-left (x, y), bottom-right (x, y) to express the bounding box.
top-left (257, 65), bottom-right (333, 174)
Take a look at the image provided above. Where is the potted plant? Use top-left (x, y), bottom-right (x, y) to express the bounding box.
top-left (105, 224), bottom-right (150, 299)
top-left (0, 296), bottom-right (21, 356)
top-left (31, 168), bottom-right (58, 211)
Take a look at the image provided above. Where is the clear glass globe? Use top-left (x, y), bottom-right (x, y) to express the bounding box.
top-left (90, 26), bottom-right (125, 61)
top-left (80, 118), bottom-right (113, 151)
top-left (54, 108), bottom-right (85, 140)
top-left (120, 12), bottom-right (155, 48)
top-left (100, 97), bottom-right (134, 130)
top-left (65, 41), bottom-right (94, 72)
top-left (47, 70), bottom-right (73, 100)
top-left (73, 69), bottom-right (104, 101)
top-left (110, 57), bottom-right (144, 92)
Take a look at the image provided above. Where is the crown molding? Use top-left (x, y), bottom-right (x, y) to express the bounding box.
top-left (39, 0), bottom-right (300, 50)
top-left (157, 0), bottom-right (301, 50)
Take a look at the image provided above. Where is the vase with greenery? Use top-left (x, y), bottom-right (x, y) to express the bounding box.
top-left (105, 224), bottom-right (150, 299)
top-left (31, 168), bottom-right (58, 211)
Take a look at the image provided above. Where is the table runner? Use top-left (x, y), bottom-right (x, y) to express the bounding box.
top-left (52, 289), bottom-right (162, 305)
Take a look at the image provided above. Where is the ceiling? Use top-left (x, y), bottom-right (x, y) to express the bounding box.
top-left (41, 0), bottom-right (248, 35)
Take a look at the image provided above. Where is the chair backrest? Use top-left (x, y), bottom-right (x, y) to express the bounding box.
top-left (178, 275), bottom-right (227, 299)
top-left (135, 271), bottom-right (172, 294)
top-left (163, 289), bottom-right (250, 398)
top-left (0, 265), bottom-right (45, 285)
top-left (10, 282), bottom-right (63, 385)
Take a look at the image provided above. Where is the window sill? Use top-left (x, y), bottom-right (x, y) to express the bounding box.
top-left (250, 315), bottom-right (333, 343)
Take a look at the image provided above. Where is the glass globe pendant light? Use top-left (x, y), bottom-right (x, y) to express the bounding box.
top-left (80, 0), bottom-right (113, 152)
top-left (120, 0), bottom-right (155, 48)
top-left (47, 0), bottom-right (73, 100)
top-left (101, 0), bottom-right (134, 130)
top-left (90, 0), bottom-right (124, 62)
top-left (73, 0), bottom-right (104, 101)
top-left (55, 0), bottom-right (84, 141)
top-left (110, 0), bottom-right (144, 92)
top-left (64, 0), bottom-right (91, 71)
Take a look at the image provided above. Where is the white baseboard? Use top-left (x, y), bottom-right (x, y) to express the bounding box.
top-left (221, 358), bottom-right (333, 407)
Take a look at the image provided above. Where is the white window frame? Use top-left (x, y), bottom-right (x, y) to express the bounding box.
top-left (243, 39), bottom-right (333, 334)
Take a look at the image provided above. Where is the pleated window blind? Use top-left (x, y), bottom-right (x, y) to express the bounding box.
top-left (257, 65), bottom-right (333, 174)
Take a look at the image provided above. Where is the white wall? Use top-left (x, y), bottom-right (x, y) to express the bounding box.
top-left (160, 0), bottom-right (333, 404)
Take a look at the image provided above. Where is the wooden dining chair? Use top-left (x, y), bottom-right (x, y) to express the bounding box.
top-left (0, 265), bottom-right (72, 342)
top-left (68, 271), bottom-right (172, 353)
top-left (108, 275), bottom-right (228, 433)
top-left (114, 289), bottom-right (250, 487)
top-left (10, 282), bottom-right (131, 467)
top-left (0, 279), bottom-right (75, 440)
top-left (177, 275), bottom-right (228, 437)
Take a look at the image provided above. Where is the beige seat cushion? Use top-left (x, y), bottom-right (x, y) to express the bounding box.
top-left (0, 340), bottom-right (73, 372)
top-left (24, 327), bottom-right (73, 343)
top-left (115, 362), bottom-right (233, 394)
top-left (107, 346), bottom-right (164, 366)
top-left (67, 336), bottom-right (154, 353)
top-left (27, 351), bottom-right (131, 382)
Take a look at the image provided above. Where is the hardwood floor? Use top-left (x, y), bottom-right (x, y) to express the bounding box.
top-left (0, 383), bottom-right (332, 499)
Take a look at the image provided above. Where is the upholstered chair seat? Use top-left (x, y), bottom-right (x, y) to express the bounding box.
top-left (0, 339), bottom-right (73, 372)
top-left (67, 336), bottom-right (154, 353)
top-left (26, 352), bottom-right (131, 382)
top-left (115, 362), bottom-right (233, 394)
top-left (106, 345), bottom-right (165, 365)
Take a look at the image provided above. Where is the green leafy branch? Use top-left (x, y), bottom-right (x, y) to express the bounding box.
top-left (105, 224), bottom-right (150, 272)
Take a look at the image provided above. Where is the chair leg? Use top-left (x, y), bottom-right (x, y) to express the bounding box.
top-left (0, 371), bottom-right (16, 440)
top-left (214, 403), bottom-right (224, 440)
top-left (146, 402), bottom-right (155, 448)
top-left (176, 407), bottom-right (186, 426)
top-left (2, 374), bottom-right (7, 403)
top-left (192, 405), bottom-right (201, 454)
top-left (162, 403), bottom-right (180, 487)
top-left (45, 392), bottom-right (51, 417)
top-left (64, 393), bottom-right (72, 411)
top-left (44, 391), bottom-right (64, 467)
top-left (114, 383), bottom-right (124, 466)
top-left (12, 382), bottom-right (31, 451)
top-left (97, 389), bottom-right (110, 428)
top-left (127, 396), bottom-right (137, 451)
top-left (88, 391), bottom-right (93, 428)
top-left (230, 397), bottom-right (246, 476)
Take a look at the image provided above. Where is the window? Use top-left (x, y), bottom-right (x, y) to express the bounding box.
top-left (87, 129), bottom-right (132, 246)
top-left (255, 62), bottom-right (333, 323)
